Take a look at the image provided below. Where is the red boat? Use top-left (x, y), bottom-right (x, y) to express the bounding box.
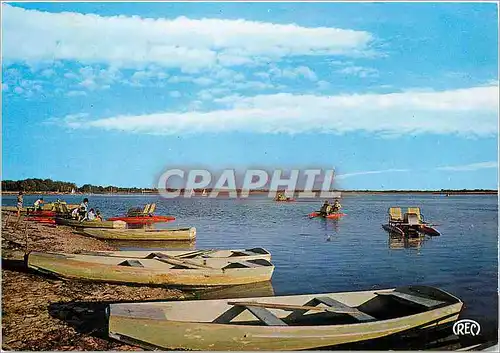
top-left (25, 217), bottom-right (56, 224)
top-left (27, 210), bottom-right (56, 217)
top-left (309, 212), bottom-right (346, 219)
top-left (107, 215), bottom-right (176, 224)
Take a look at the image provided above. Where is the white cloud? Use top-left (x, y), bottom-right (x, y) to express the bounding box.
top-left (192, 77), bottom-right (215, 86)
top-left (282, 66), bottom-right (318, 81)
top-left (336, 169), bottom-right (410, 179)
top-left (269, 66), bottom-right (318, 81)
top-left (437, 161), bottom-right (498, 172)
top-left (3, 4), bottom-right (373, 70)
top-left (2, 83), bottom-right (9, 92)
top-left (338, 65), bottom-right (378, 78)
top-left (14, 86), bottom-right (24, 94)
top-left (59, 85), bottom-right (499, 136)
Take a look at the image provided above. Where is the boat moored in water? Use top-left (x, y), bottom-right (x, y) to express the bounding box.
top-left (383, 207), bottom-right (440, 237)
top-left (309, 212), bottom-right (346, 219)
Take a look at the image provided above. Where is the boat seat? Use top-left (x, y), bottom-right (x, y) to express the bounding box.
top-left (234, 260), bottom-right (263, 268)
top-left (406, 213), bottom-right (420, 226)
top-left (376, 291), bottom-right (445, 308)
top-left (314, 297), bottom-right (375, 322)
top-left (407, 207), bottom-right (423, 222)
top-left (229, 251), bottom-right (255, 257)
top-left (213, 304), bottom-right (288, 326)
top-left (389, 207), bottom-right (403, 222)
top-left (285, 297), bottom-right (375, 322)
top-left (245, 306), bottom-right (288, 326)
top-left (118, 260), bottom-right (144, 267)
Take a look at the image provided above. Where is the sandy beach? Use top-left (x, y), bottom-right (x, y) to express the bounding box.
top-left (1, 211), bottom-right (188, 351)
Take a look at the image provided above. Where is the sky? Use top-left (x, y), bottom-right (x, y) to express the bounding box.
top-left (1, 2), bottom-right (499, 190)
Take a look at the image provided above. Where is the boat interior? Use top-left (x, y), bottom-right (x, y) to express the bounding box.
top-left (212, 286), bottom-right (458, 327)
top-left (31, 252), bottom-right (273, 270)
top-left (111, 286), bottom-right (460, 327)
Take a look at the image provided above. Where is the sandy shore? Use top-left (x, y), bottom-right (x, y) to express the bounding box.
top-left (1, 211), bottom-right (188, 351)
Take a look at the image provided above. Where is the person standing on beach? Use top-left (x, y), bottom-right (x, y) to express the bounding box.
top-left (78, 198), bottom-right (89, 221)
top-left (16, 191), bottom-right (23, 217)
top-left (33, 197), bottom-right (44, 211)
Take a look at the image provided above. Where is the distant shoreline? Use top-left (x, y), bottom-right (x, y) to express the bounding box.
top-left (1, 190), bottom-right (497, 196)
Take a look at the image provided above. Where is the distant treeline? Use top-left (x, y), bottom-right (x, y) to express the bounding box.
top-left (1, 179), bottom-right (497, 194)
top-left (1, 178), bottom-right (156, 194)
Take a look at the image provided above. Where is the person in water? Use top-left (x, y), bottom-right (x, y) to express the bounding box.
top-left (33, 197), bottom-right (44, 211)
top-left (319, 200), bottom-right (330, 215)
top-left (16, 191), bottom-right (23, 217)
top-left (331, 198), bottom-right (342, 213)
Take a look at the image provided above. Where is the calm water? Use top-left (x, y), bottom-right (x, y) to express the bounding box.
top-left (3, 193), bottom-right (498, 332)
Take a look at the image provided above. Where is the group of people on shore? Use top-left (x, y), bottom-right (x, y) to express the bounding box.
top-left (70, 198), bottom-right (102, 222)
top-left (319, 198), bottom-right (342, 216)
top-left (16, 192), bottom-right (101, 222)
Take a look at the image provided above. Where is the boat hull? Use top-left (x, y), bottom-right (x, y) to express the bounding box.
top-left (419, 224), bottom-right (441, 236)
top-left (382, 224), bottom-right (405, 236)
top-left (79, 227), bottom-right (196, 241)
top-left (108, 286), bottom-right (463, 351)
top-left (26, 251), bottom-right (274, 287)
top-left (55, 217), bottom-right (126, 229)
top-left (107, 216), bottom-right (176, 224)
top-left (309, 212), bottom-right (346, 219)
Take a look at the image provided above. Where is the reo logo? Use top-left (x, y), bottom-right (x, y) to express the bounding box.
top-left (452, 319), bottom-right (481, 336)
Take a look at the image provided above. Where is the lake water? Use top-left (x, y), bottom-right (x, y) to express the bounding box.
top-left (3, 193), bottom-right (498, 341)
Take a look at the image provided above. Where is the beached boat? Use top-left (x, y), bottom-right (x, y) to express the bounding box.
top-left (108, 240), bottom-right (196, 250)
top-left (107, 215), bottom-right (176, 224)
top-left (2, 203), bottom-right (78, 213)
top-left (26, 251), bottom-right (274, 287)
top-left (78, 227), bottom-right (196, 241)
top-left (55, 217), bottom-right (126, 229)
top-left (108, 285), bottom-right (463, 351)
top-left (77, 248), bottom-right (271, 264)
top-left (25, 217), bottom-right (56, 224)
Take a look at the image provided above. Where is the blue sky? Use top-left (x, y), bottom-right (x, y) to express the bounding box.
top-left (2, 2), bottom-right (498, 190)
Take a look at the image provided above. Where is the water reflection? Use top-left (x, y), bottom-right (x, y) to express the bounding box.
top-left (195, 281), bottom-right (275, 300)
top-left (110, 240), bottom-right (195, 250)
top-left (388, 234), bottom-right (426, 250)
top-left (319, 219), bottom-right (340, 242)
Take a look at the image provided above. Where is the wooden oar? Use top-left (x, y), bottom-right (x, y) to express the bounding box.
top-left (227, 301), bottom-right (355, 314)
top-left (176, 249), bottom-right (215, 259)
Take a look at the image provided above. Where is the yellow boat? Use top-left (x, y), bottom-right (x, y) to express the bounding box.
top-left (78, 248), bottom-right (271, 264)
top-left (26, 251), bottom-right (274, 287)
top-left (78, 227), bottom-right (196, 241)
top-left (108, 285), bottom-right (463, 351)
top-left (2, 202), bottom-right (78, 213)
top-left (55, 217), bottom-right (126, 229)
